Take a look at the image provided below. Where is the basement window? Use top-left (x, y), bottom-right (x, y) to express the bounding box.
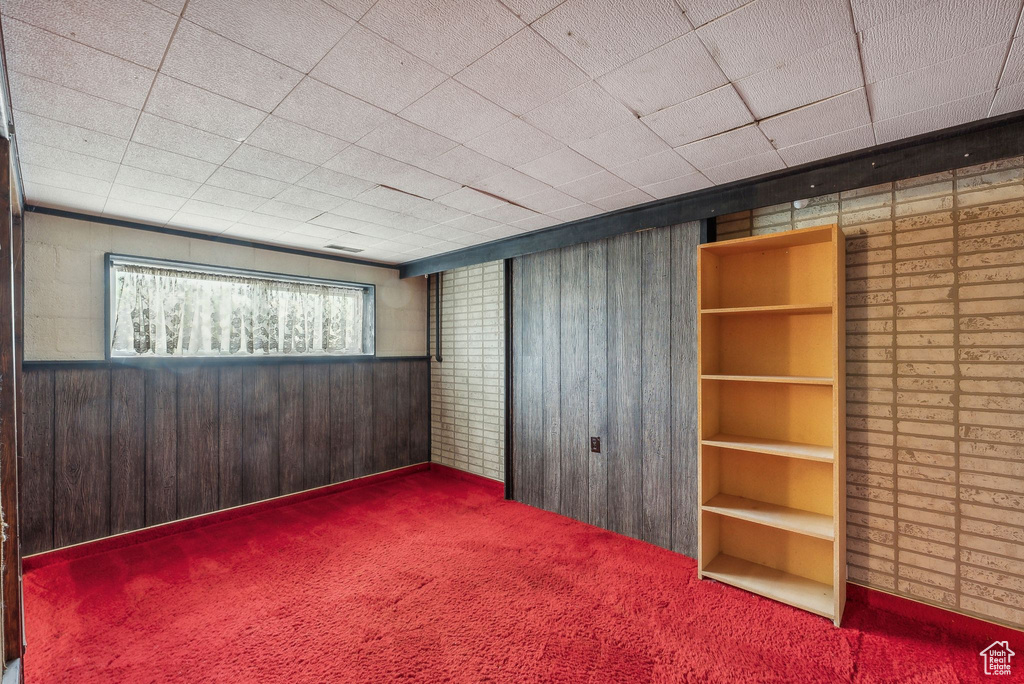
top-left (106, 254), bottom-right (375, 359)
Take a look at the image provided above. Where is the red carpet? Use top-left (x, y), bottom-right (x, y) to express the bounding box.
top-left (23, 466), bottom-right (1021, 683)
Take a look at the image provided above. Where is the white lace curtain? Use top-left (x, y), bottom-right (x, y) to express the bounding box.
top-left (110, 263), bottom-right (370, 357)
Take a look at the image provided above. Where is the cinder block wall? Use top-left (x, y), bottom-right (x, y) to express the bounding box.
top-left (717, 156), bottom-right (1024, 629)
top-left (429, 262), bottom-right (505, 481)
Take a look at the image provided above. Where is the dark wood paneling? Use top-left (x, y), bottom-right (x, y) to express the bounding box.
top-left (177, 367), bottom-right (218, 518)
top-left (21, 368), bottom-right (53, 555)
top-left (110, 367), bottom-right (145, 535)
top-left (53, 368), bottom-right (110, 547)
top-left (559, 243), bottom-right (588, 522)
top-left (278, 364), bottom-right (304, 496)
top-left (145, 369), bottom-right (177, 526)
top-left (303, 365), bottom-right (330, 489)
top-left (511, 223), bottom-right (700, 556)
top-left (22, 359), bottom-right (429, 553)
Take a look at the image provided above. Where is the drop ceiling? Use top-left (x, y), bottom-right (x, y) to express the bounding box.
top-left (3, 0), bottom-right (1023, 264)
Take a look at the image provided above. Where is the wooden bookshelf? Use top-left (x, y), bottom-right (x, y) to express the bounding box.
top-left (697, 223), bottom-right (846, 626)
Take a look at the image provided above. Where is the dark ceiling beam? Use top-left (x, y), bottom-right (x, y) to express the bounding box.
top-left (399, 109), bottom-right (1024, 278)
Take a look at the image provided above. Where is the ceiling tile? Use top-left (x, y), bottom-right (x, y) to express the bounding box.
top-left (232, 211), bottom-right (304, 232)
top-left (512, 213), bottom-right (559, 231)
top-left (557, 170), bottom-right (632, 203)
top-left (517, 147), bottom-right (602, 186)
top-left (435, 214), bottom-right (501, 236)
top-left (455, 28), bottom-right (587, 115)
top-left (378, 166), bottom-right (461, 200)
top-left (436, 187), bottom-right (506, 213)
top-left (357, 115), bottom-right (458, 165)
top-left (296, 167), bottom-right (376, 200)
top-left (477, 224), bottom-right (527, 240)
top-left (114, 165), bottom-right (201, 197)
top-left (274, 78), bottom-right (391, 142)
top-left (132, 112), bottom-right (239, 163)
top-left (694, 0), bottom-right (852, 80)
top-left (735, 37), bottom-right (864, 119)
top-left (873, 92), bottom-right (993, 144)
top-left (471, 168), bottom-right (549, 200)
top-left (776, 124), bottom-right (876, 167)
top-left (111, 183), bottom-right (189, 210)
top-left (641, 172), bottom-right (712, 199)
top-left (161, 20), bottom-right (302, 111)
top-left (21, 162), bottom-right (111, 196)
top-left (122, 142), bottom-right (218, 182)
top-left (415, 222), bottom-right (480, 244)
top-left (400, 79), bottom-right (514, 144)
top-left (24, 181), bottom-right (106, 213)
top-left (206, 166), bottom-right (288, 198)
top-left (702, 150), bottom-right (786, 184)
top-left (533, 0), bottom-right (691, 77)
top-left (408, 202), bottom-right (466, 224)
top-left (331, 200), bottom-right (404, 227)
top-left (641, 84), bottom-right (753, 147)
top-left (549, 203), bottom-right (602, 222)
top-left (354, 186), bottom-right (429, 213)
top-left (192, 184), bottom-right (265, 210)
top-left (325, 146), bottom-right (459, 198)
top-left (517, 186), bottom-right (579, 213)
top-left (321, 0), bottom-right (377, 20)
top-left (423, 146), bottom-right (509, 186)
top-left (611, 149), bottom-right (697, 187)
top-left (8, 71), bottom-right (139, 139)
top-left (224, 224), bottom-right (288, 241)
top-left (858, 0), bottom-right (1019, 83)
top-left (168, 211), bottom-right (235, 232)
top-left (245, 116), bottom-right (349, 166)
top-left (16, 110), bottom-right (128, 162)
top-left (571, 119), bottom-right (670, 168)
top-left (184, 0), bottom-right (353, 72)
top-left (759, 89), bottom-right (871, 148)
top-left (361, 0), bottom-right (523, 75)
top-left (311, 25), bottom-right (446, 113)
top-left (1, 0), bottom-right (177, 68)
top-left (849, 0), bottom-right (933, 31)
top-left (991, 81), bottom-right (1024, 116)
top-left (464, 117), bottom-right (563, 166)
top-left (597, 33), bottom-right (727, 117)
top-left (675, 0), bottom-right (749, 27)
top-left (145, 74), bottom-right (265, 141)
top-left (18, 140), bottom-right (121, 182)
top-left (147, 0), bottom-right (187, 14)
top-left (103, 198), bottom-right (175, 225)
top-left (867, 43), bottom-right (1005, 120)
top-left (477, 203), bottom-right (539, 224)
top-left (1000, 38), bottom-right (1024, 86)
top-left (592, 187), bottom-right (654, 211)
top-left (677, 124), bottom-right (774, 169)
top-left (254, 199), bottom-right (323, 222)
top-left (4, 17), bottom-right (154, 108)
top-left (224, 145), bottom-right (315, 183)
top-left (523, 81), bottom-right (635, 144)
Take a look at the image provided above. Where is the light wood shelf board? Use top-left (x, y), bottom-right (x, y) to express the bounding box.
top-left (702, 434), bottom-right (833, 463)
top-left (702, 494), bottom-right (834, 540)
top-left (701, 374), bottom-right (833, 385)
top-left (702, 554), bottom-right (834, 619)
top-left (700, 304), bottom-right (833, 316)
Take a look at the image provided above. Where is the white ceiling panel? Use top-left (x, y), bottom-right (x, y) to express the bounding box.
top-left (145, 75), bottom-right (266, 141)
top-left (399, 79), bottom-right (514, 143)
top-left (311, 25), bottom-right (446, 114)
top-left (161, 21), bottom-right (302, 112)
top-left (8, 0), bottom-right (1022, 263)
top-left (8, 72), bottom-right (139, 140)
top-left (694, 0), bottom-right (853, 80)
top-left (523, 82), bottom-right (636, 144)
top-left (858, 0), bottom-right (1020, 84)
top-left (597, 33), bottom-right (727, 117)
top-left (361, 0), bottom-right (523, 75)
top-left (0, 0), bottom-right (177, 68)
top-left (4, 17), bottom-right (154, 108)
top-left (455, 28), bottom-right (587, 116)
top-left (184, 0), bottom-right (353, 73)
top-left (533, 0), bottom-right (692, 78)
top-left (274, 78), bottom-right (390, 142)
top-left (734, 37), bottom-right (864, 119)
top-left (641, 84), bottom-right (753, 147)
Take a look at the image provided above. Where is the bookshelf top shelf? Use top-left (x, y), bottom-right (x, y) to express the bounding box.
top-left (700, 303), bottom-right (833, 316)
top-left (699, 224), bottom-right (836, 255)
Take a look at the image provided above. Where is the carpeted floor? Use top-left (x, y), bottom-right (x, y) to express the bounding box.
top-left (23, 466), bottom-right (1020, 683)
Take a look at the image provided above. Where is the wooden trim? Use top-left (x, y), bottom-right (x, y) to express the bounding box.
top-left (25, 205), bottom-right (400, 271)
top-left (503, 258), bottom-right (513, 500)
top-left (398, 110), bottom-right (1024, 277)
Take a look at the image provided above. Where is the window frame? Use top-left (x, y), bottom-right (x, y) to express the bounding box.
top-left (104, 253), bottom-right (376, 363)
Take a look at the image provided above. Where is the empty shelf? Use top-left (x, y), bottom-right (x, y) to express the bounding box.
top-left (700, 304), bottom-right (832, 316)
top-left (702, 494), bottom-right (833, 540)
top-left (701, 434), bottom-right (833, 463)
top-left (702, 554), bottom-right (834, 619)
top-left (701, 374), bottom-right (833, 385)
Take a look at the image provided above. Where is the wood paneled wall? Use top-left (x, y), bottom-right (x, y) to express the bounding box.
top-left (21, 358), bottom-right (429, 554)
top-left (511, 222), bottom-right (701, 557)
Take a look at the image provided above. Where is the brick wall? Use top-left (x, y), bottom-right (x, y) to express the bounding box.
top-left (717, 156), bottom-right (1024, 630)
top-left (429, 262), bottom-right (505, 480)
